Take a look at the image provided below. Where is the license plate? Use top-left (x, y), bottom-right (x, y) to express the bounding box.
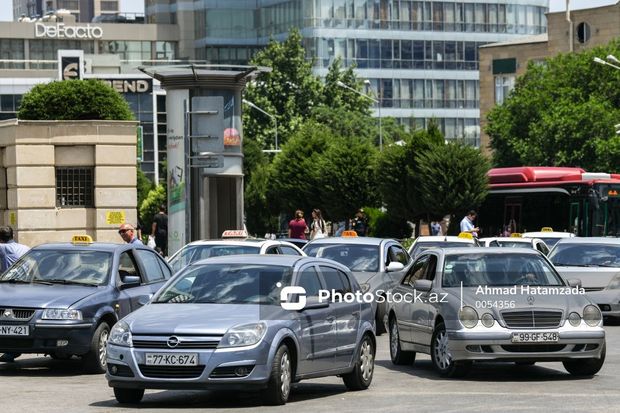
top-left (511, 331), bottom-right (559, 343)
top-left (0, 325), bottom-right (29, 336)
top-left (145, 353), bottom-right (198, 366)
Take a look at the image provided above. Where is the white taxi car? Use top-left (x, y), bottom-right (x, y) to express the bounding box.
top-left (408, 233), bottom-right (478, 259)
top-left (479, 234), bottom-right (550, 255)
top-left (522, 227), bottom-right (575, 249)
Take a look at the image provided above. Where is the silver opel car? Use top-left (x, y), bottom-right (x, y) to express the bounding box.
top-left (106, 255), bottom-right (375, 405)
top-left (388, 248), bottom-right (605, 378)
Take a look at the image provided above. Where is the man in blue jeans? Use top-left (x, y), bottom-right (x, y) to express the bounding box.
top-left (0, 226), bottom-right (29, 363)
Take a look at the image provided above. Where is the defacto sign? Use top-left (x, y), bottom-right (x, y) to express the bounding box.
top-left (35, 23), bottom-right (103, 39)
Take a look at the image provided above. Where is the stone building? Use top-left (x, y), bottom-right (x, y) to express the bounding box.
top-left (0, 119), bottom-right (137, 246)
top-left (479, 1), bottom-right (620, 153)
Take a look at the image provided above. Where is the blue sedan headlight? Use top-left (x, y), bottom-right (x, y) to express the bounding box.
top-left (42, 309), bottom-right (82, 320)
top-left (219, 323), bottom-right (267, 348)
top-left (108, 321), bottom-right (132, 347)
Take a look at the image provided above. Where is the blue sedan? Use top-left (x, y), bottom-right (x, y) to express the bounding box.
top-left (106, 255), bottom-right (376, 405)
top-left (0, 236), bottom-right (172, 373)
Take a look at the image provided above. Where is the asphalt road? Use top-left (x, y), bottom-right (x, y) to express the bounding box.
top-left (2, 324), bottom-right (620, 413)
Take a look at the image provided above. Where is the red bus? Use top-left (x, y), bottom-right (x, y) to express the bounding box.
top-left (479, 167), bottom-right (620, 237)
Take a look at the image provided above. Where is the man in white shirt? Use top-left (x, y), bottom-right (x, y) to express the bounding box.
top-left (460, 210), bottom-right (480, 237)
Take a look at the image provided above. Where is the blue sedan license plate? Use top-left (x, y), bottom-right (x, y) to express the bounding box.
top-left (0, 325), bottom-right (29, 336)
top-left (511, 332), bottom-right (559, 343)
top-left (145, 353), bottom-right (198, 366)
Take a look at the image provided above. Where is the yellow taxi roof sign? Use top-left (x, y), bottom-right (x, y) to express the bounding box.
top-left (221, 229), bottom-right (248, 239)
top-left (457, 232), bottom-right (473, 239)
top-left (541, 227), bottom-right (554, 232)
top-left (71, 235), bottom-right (93, 244)
top-left (342, 230), bottom-right (358, 237)
top-left (510, 233), bottom-right (522, 237)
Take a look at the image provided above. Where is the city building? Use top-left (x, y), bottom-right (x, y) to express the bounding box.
top-left (479, 1), bottom-right (620, 152)
top-left (13, 0), bottom-right (121, 22)
top-left (147, 0), bottom-right (549, 146)
top-left (0, 17), bottom-right (179, 183)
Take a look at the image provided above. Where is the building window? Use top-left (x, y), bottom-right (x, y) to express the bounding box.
top-left (576, 22), bottom-right (591, 44)
top-left (56, 167), bottom-right (94, 207)
top-left (100, 1), bottom-right (118, 12)
top-left (495, 75), bottom-right (515, 104)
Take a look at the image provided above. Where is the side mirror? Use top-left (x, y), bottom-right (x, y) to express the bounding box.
top-left (120, 275), bottom-right (140, 289)
top-left (301, 296), bottom-right (329, 311)
top-left (386, 262), bottom-right (405, 272)
top-left (413, 279), bottom-right (432, 292)
top-left (137, 294), bottom-right (153, 306)
top-left (567, 279), bottom-right (582, 288)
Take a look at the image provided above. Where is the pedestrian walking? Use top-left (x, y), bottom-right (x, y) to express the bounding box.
top-left (0, 226), bottom-right (29, 363)
top-left (288, 210), bottom-right (308, 240)
top-left (352, 209), bottom-right (369, 236)
top-left (310, 209), bottom-right (327, 239)
top-left (151, 205), bottom-right (168, 256)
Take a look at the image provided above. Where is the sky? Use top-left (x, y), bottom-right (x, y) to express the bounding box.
top-left (0, 0), bottom-right (617, 21)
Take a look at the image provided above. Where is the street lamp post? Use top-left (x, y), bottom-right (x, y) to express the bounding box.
top-left (336, 80), bottom-right (383, 151)
top-left (593, 55), bottom-right (620, 71)
top-left (242, 99), bottom-right (279, 152)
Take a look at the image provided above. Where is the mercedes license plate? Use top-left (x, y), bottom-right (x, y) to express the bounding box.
top-left (145, 353), bottom-right (198, 366)
top-left (0, 325), bottom-right (29, 336)
top-left (511, 331), bottom-right (559, 343)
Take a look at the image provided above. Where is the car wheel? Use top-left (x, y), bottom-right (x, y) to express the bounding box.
top-left (114, 387), bottom-right (144, 404)
top-left (263, 344), bottom-right (292, 405)
top-left (430, 322), bottom-right (471, 378)
top-left (389, 317), bottom-right (415, 365)
top-left (343, 334), bottom-right (375, 390)
top-left (375, 304), bottom-right (387, 336)
top-left (82, 322), bottom-right (110, 374)
top-left (563, 343), bottom-right (606, 377)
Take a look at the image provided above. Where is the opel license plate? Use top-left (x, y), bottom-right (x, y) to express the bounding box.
top-left (511, 331), bottom-right (559, 343)
top-left (0, 325), bottom-right (29, 336)
top-left (145, 353), bottom-right (198, 366)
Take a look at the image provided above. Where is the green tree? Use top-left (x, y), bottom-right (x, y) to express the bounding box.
top-left (316, 136), bottom-right (379, 222)
top-left (139, 185), bottom-right (167, 237)
top-left (486, 41), bottom-right (620, 172)
top-left (137, 167), bottom-right (155, 214)
top-left (18, 79), bottom-right (134, 121)
top-left (321, 57), bottom-right (371, 116)
top-left (416, 141), bottom-right (490, 233)
top-left (243, 29), bottom-right (323, 149)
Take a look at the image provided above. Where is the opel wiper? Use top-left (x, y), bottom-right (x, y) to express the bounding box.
top-left (40, 279), bottom-right (97, 286)
top-left (0, 279), bottom-right (31, 283)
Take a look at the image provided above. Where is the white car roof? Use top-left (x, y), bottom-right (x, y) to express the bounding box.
top-left (522, 232), bottom-right (575, 238)
top-left (414, 236), bottom-right (475, 243)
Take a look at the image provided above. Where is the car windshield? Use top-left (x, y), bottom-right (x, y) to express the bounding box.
top-left (168, 244), bottom-right (261, 273)
top-left (496, 241), bottom-right (533, 248)
top-left (548, 243), bottom-right (620, 267)
top-left (442, 253), bottom-right (564, 287)
top-left (153, 263), bottom-right (292, 305)
top-left (0, 249), bottom-right (112, 286)
top-left (410, 242), bottom-right (474, 257)
top-left (304, 244), bottom-right (380, 272)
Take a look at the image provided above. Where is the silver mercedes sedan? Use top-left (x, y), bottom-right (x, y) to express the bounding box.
top-left (106, 255), bottom-right (375, 405)
top-left (387, 248), bottom-right (605, 378)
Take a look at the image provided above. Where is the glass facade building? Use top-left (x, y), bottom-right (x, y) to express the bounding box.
top-left (148, 0), bottom-right (548, 146)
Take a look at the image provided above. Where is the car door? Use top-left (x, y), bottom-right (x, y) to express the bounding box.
top-left (116, 250), bottom-right (155, 315)
top-left (318, 265), bottom-right (360, 368)
top-left (416, 253), bottom-right (439, 346)
top-left (395, 255), bottom-right (428, 343)
top-left (386, 243), bottom-right (410, 286)
top-left (294, 264), bottom-right (336, 374)
top-left (134, 248), bottom-right (170, 293)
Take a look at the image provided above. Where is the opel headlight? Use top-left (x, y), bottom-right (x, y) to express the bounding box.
top-left (109, 321), bottom-right (133, 347)
top-left (583, 305), bottom-right (602, 327)
top-left (568, 312), bottom-right (581, 327)
top-left (458, 306), bottom-right (478, 329)
top-left (42, 308), bottom-right (82, 320)
top-left (219, 323), bottom-right (267, 348)
top-left (360, 283), bottom-right (370, 293)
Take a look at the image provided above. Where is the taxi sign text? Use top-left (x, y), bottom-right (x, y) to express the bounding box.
top-left (341, 230), bottom-right (358, 237)
top-left (72, 235), bottom-right (93, 244)
top-left (222, 229), bottom-right (248, 238)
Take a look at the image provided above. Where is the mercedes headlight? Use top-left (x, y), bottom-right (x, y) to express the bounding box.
top-left (568, 312), bottom-right (581, 327)
top-left (109, 321), bottom-right (133, 347)
top-left (360, 283), bottom-right (370, 293)
top-left (458, 306), bottom-right (478, 329)
top-left (42, 308), bottom-right (82, 320)
top-left (219, 323), bottom-right (267, 348)
top-left (481, 313), bottom-right (495, 328)
top-left (605, 274), bottom-right (620, 290)
top-left (583, 305), bottom-right (602, 327)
